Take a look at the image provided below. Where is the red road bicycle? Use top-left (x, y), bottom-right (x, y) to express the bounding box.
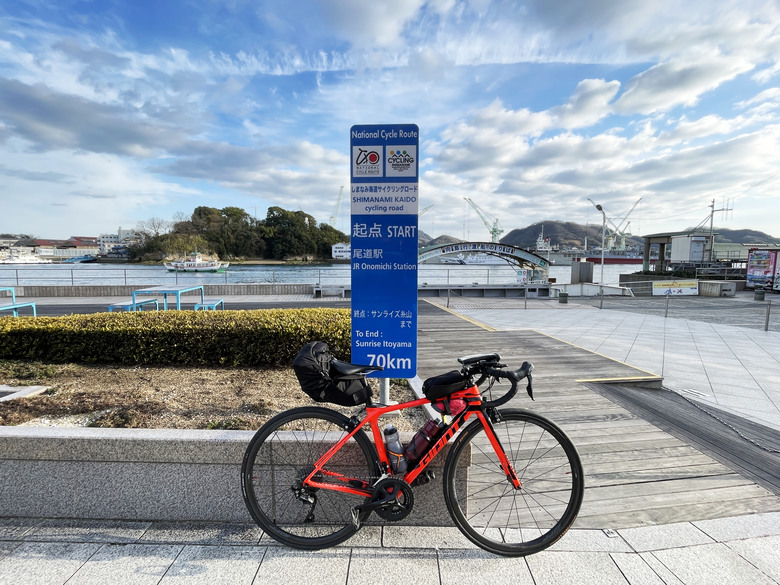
top-left (241, 351), bottom-right (584, 557)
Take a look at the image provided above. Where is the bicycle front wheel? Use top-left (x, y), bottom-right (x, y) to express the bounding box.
top-left (443, 409), bottom-right (584, 556)
top-left (241, 406), bottom-right (379, 550)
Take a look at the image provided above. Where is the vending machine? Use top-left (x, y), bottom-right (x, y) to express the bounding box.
top-left (746, 249), bottom-right (777, 289)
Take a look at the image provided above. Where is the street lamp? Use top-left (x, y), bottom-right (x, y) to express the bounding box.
top-left (588, 199), bottom-right (606, 284)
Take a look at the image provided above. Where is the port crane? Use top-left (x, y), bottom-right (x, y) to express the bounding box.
top-left (607, 197), bottom-right (642, 250)
top-left (329, 186), bottom-right (345, 228)
top-left (464, 197), bottom-right (503, 243)
top-left (588, 197), bottom-right (642, 251)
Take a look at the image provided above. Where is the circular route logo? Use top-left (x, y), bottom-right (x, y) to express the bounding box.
top-left (356, 148), bottom-right (380, 165)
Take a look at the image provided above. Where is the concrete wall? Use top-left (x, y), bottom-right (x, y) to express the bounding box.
top-left (618, 275), bottom-right (746, 296)
top-left (0, 426), bottom-right (455, 526)
top-left (699, 280), bottom-right (737, 297)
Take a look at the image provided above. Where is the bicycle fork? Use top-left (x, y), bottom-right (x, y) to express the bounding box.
top-left (478, 410), bottom-right (522, 489)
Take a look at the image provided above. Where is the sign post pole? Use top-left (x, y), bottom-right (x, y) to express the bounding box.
top-left (349, 124), bottom-right (419, 401)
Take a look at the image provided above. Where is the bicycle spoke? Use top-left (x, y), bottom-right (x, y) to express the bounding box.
top-left (242, 407), bottom-right (378, 549)
top-left (443, 409), bottom-right (583, 556)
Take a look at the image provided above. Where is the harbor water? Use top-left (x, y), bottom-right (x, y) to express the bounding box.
top-left (0, 262), bottom-right (641, 288)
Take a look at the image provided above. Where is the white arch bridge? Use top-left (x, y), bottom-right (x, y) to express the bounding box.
top-left (418, 242), bottom-right (550, 271)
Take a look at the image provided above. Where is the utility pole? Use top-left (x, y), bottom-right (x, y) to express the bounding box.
top-left (588, 199), bottom-right (607, 284)
top-left (708, 198), bottom-right (733, 262)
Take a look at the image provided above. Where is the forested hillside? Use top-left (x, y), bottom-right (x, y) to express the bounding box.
top-left (133, 206), bottom-right (348, 261)
top-left (420, 221), bottom-right (779, 249)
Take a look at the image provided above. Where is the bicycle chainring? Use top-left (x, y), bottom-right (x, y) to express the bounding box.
top-left (372, 478), bottom-right (414, 521)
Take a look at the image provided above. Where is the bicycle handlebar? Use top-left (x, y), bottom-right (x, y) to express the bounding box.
top-left (468, 360), bottom-right (535, 404)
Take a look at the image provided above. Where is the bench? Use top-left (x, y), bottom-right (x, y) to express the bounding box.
top-left (194, 298), bottom-right (224, 311)
top-left (313, 286), bottom-right (350, 298)
top-left (0, 301), bottom-right (37, 317)
top-left (108, 298), bottom-right (159, 312)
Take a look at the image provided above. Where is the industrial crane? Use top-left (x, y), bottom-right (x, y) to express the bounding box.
top-left (329, 186), bottom-right (345, 228)
top-left (587, 197), bottom-right (642, 251)
top-left (464, 197), bottom-right (503, 243)
top-left (606, 197), bottom-right (642, 250)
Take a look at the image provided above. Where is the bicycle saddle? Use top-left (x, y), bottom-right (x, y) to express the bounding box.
top-left (331, 359), bottom-right (383, 377)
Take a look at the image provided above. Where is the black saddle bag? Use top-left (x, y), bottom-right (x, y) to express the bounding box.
top-left (292, 341), bottom-right (372, 407)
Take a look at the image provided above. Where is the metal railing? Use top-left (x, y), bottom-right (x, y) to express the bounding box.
top-left (0, 265), bottom-right (524, 288)
top-left (576, 292), bottom-right (778, 332)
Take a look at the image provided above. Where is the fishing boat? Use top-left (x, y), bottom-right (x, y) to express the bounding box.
top-left (164, 252), bottom-right (229, 272)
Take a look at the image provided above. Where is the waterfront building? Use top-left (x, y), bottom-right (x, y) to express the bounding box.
top-left (98, 228), bottom-right (139, 254)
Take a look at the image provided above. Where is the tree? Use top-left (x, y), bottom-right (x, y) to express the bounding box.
top-left (130, 205), bottom-right (348, 261)
top-left (261, 207), bottom-right (320, 260)
top-left (316, 223), bottom-right (349, 257)
top-left (136, 217), bottom-right (173, 238)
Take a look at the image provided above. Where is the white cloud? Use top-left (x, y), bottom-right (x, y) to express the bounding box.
top-left (737, 87), bottom-right (780, 108)
top-left (550, 79), bottom-right (620, 129)
top-left (317, 0), bottom-right (426, 48)
top-left (1, 0), bottom-right (780, 241)
top-left (614, 55), bottom-right (755, 115)
top-left (0, 140), bottom-right (198, 237)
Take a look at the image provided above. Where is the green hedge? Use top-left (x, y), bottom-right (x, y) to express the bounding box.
top-left (0, 309), bottom-right (350, 367)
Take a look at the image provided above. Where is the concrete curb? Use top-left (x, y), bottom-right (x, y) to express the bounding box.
top-left (0, 426), bottom-right (454, 525)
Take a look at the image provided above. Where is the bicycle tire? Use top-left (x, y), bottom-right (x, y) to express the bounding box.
top-left (241, 406), bottom-right (379, 550)
top-left (443, 409), bottom-right (584, 557)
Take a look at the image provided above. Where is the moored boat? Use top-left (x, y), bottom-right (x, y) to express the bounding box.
top-left (61, 255), bottom-right (97, 263)
top-left (0, 251), bottom-right (52, 264)
top-left (583, 254), bottom-right (644, 265)
top-left (164, 252), bottom-right (229, 272)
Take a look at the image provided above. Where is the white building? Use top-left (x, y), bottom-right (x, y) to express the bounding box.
top-left (332, 242), bottom-right (351, 259)
top-left (98, 227), bottom-right (139, 254)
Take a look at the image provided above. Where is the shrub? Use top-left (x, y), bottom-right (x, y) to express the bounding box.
top-left (0, 309), bottom-right (351, 367)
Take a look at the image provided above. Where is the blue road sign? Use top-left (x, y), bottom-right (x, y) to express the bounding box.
top-left (350, 124), bottom-right (419, 377)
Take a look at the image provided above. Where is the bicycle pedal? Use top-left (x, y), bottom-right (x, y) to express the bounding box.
top-left (410, 470), bottom-right (436, 487)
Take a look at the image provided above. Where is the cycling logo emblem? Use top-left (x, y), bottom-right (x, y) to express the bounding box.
top-left (386, 145), bottom-right (417, 177)
top-left (353, 146), bottom-right (382, 176)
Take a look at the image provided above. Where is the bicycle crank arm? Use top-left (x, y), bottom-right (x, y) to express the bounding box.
top-left (352, 491), bottom-right (400, 516)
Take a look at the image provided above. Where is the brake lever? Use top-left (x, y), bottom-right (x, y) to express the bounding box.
top-left (526, 373), bottom-right (534, 400)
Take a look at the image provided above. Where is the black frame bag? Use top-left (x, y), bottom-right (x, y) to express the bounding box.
top-left (292, 341), bottom-right (372, 407)
top-left (422, 370), bottom-right (468, 400)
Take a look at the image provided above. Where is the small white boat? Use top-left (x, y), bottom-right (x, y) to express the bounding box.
top-left (164, 252), bottom-right (228, 272)
top-left (0, 251), bottom-right (52, 264)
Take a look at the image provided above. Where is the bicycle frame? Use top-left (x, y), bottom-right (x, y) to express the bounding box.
top-left (302, 383), bottom-right (522, 498)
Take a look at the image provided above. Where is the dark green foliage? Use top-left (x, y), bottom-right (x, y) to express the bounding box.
top-left (0, 309), bottom-right (351, 367)
top-left (134, 205), bottom-right (348, 261)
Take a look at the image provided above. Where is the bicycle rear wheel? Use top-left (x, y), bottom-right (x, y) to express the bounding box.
top-left (241, 406), bottom-right (379, 550)
top-left (443, 409), bottom-right (584, 556)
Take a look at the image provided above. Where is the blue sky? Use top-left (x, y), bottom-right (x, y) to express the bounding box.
top-left (1, 0), bottom-right (779, 241)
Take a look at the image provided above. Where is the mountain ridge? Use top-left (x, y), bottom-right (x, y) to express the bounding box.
top-left (419, 221), bottom-right (779, 249)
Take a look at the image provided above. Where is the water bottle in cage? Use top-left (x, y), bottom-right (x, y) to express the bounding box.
top-left (403, 419), bottom-right (444, 465)
top-left (383, 425), bottom-right (408, 474)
